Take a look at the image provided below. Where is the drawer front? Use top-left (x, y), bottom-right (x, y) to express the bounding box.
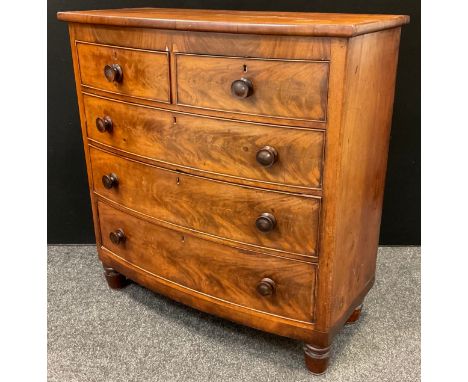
top-left (175, 53), bottom-right (329, 121)
top-left (84, 95), bottom-right (324, 190)
top-left (90, 147), bottom-right (320, 257)
top-left (77, 42), bottom-right (170, 102)
top-left (98, 201), bottom-right (315, 322)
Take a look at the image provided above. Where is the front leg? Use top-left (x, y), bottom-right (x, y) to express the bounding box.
top-left (103, 266), bottom-right (129, 289)
top-left (303, 342), bottom-right (331, 375)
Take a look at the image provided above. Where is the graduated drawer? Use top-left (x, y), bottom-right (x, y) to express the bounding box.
top-left (90, 147), bottom-right (320, 258)
top-left (175, 53), bottom-right (329, 121)
top-left (98, 201), bottom-right (315, 322)
top-left (84, 95), bottom-right (324, 191)
top-left (77, 42), bottom-right (170, 102)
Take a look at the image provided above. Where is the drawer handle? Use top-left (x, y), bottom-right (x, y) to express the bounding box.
top-left (255, 213), bottom-right (277, 233)
top-left (256, 278), bottom-right (276, 296)
top-left (109, 229), bottom-right (125, 245)
top-left (231, 78), bottom-right (253, 99)
top-left (104, 64), bottom-right (123, 83)
top-left (96, 116), bottom-right (113, 133)
top-left (256, 146), bottom-right (278, 167)
top-left (102, 173), bottom-right (118, 189)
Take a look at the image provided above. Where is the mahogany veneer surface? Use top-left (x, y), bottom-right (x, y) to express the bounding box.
top-left (175, 53), bottom-right (329, 121)
top-left (58, 7), bottom-right (408, 374)
top-left (90, 147), bottom-right (321, 258)
top-left (77, 42), bottom-right (170, 102)
top-left (98, 201), bottom-right (316, 322)
top-left (84, 94), bottom-right (325, 192)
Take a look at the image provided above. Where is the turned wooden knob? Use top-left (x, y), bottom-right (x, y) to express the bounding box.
top-left (255, 213), bottom-right (277, 233)
top-left (104, 64), bottom-right (123, 83)
top-left (102, 173), bottom-right (118, 189)
top-left (231, 78), bottom-right (253, 98)
top-left (256, 146), bottom-right (278, 167)
top-left (256, 278), bottom-right (276, 296)
top-left (96, 116), bottom-right (113, 133)
top-left (109, 229), bottom-right (125, 245)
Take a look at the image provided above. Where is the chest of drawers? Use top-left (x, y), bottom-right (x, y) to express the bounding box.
top-left (58, 8), bottom-right (409, 374)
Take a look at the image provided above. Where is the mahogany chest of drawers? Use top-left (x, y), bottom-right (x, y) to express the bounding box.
top-left (58, 8), bottom-right (409, 374)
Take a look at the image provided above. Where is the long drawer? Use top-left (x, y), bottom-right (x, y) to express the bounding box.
top-left (175, 53), bottom-right (329, 121)
top-left (84, 94), bottom-right (324, 191)
top-left (90, 147), bottom-right (320, 257)
top-left (77, 42), bottom-right (170, 102)
top-left (98, 201), bottom-right (316, 322)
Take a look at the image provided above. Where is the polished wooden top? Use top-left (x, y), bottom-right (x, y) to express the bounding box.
top-left (57, 8), bottom-right (409, 37)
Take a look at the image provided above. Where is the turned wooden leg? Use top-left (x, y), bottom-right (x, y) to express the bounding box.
top-left (304, 343), bottom-right (331, 375)
top-left (103, 266), bottom-right (128, 289)
top-left (345, 304), bottom-right (363, 325)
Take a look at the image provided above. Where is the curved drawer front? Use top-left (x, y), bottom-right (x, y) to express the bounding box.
top-left (84, 95), bottom-right (324, 190)
top-left (175, 53), bottom-right (329, 121)
top-left (90, 147), bottom-right (320, 257)
top-left (98, 201), bottom-right (315, 322)
top-left (77, 42), bottom-right (170, 102)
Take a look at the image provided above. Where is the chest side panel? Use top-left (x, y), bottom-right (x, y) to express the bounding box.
top-left (317, 28), bottom-right (402, 331)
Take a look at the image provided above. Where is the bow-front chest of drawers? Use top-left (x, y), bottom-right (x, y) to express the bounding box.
top-left (57, 8), bottom-right (409, 374)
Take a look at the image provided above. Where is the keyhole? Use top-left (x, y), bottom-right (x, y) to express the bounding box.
top-left (181, 235), bottom-right (185, 243)
top-left (176, 177), bottom-right (180, 185)
top-left (243, 64), bottom-right (248, 73)
top-left (173, 116), bottom-right (177, 124)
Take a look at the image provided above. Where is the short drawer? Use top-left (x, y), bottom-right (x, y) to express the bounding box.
top-left (84, 94), bottom-right (324, 190)
top-left (90, 147), bottom-right (320, 257)
top-left (98, 201), bottom-right (315, 322)
top-left (77, 42), bottom-right (170, 102)
top-left (175, 53), bottom-right (329, 121)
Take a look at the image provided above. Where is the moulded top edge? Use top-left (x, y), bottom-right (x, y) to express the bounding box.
top-left (57, 8), bottom-right (410, 37)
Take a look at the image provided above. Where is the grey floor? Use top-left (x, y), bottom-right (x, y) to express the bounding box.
top-left (48, 246), bottom-right (420, 382)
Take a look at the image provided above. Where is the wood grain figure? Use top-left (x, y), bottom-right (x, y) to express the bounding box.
top-left (89, 146), bottom-right (321, 258)
top-left (175, 53), bottom-right (329, 121)
top-left (99, 201), bottom-right (316, 321)
top-left (84, 94), bottom-right (325, 192)
top-left (77, 42), bottom-right (170, 102)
